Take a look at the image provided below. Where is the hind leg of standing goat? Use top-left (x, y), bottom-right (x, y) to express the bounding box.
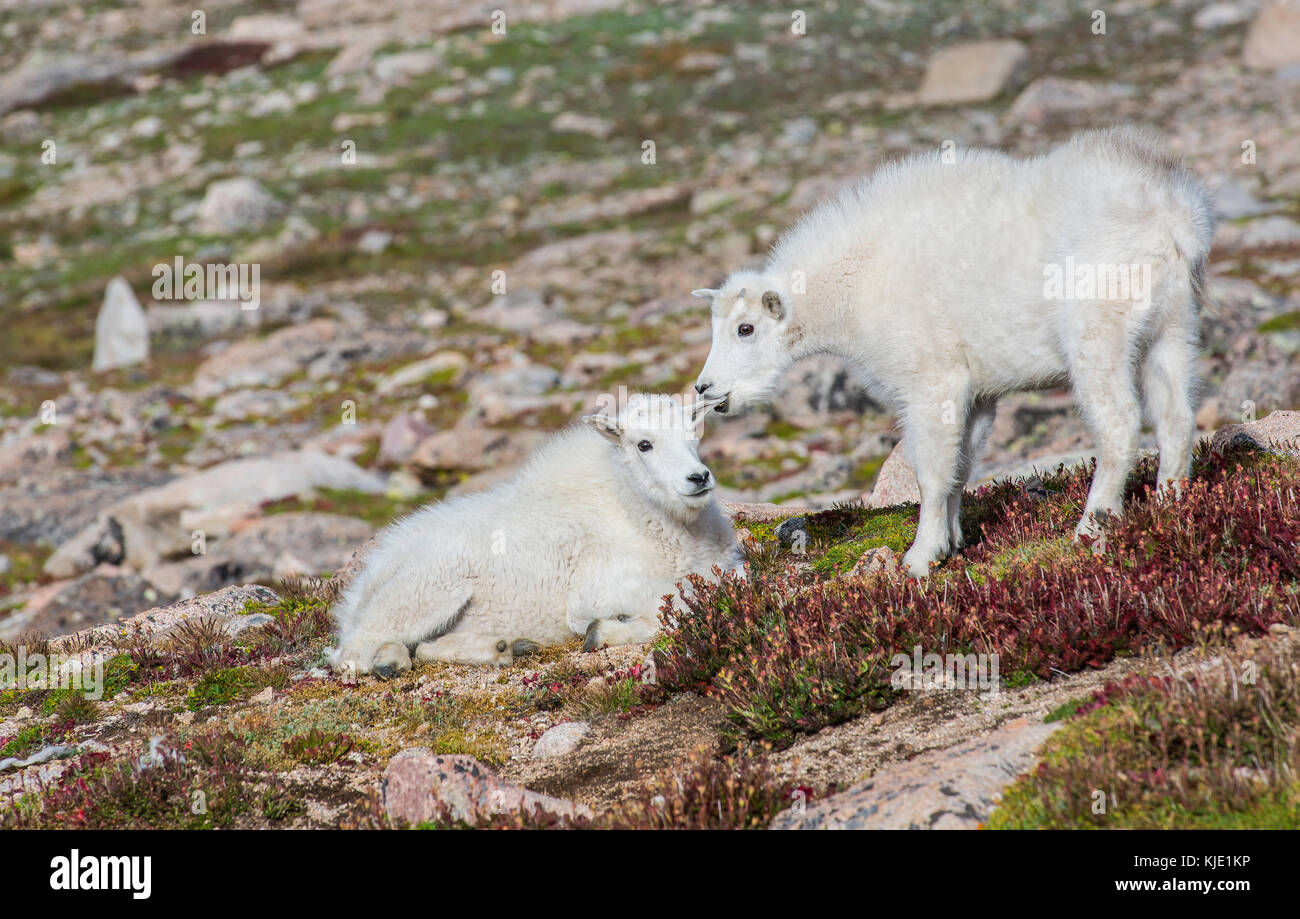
top-left (1071, 331), bottom-right (1143, 541)
top-left (1141, 325), bottom-right (1199, 499)
top-left (946, 396), bottom-right (998, 551)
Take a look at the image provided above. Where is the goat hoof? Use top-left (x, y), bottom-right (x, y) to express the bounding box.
top-left (582, 621), bottom-right (603, 653)
top-left (371, 642), bottom-right (411, 680)
top-left (511, 639), bottom-right (540, 658)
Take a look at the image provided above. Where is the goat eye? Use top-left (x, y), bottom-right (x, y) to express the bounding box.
top-left (738, 323), bottom-right (754, 337)
top-left (637, 440), bottom-right (653, 452)
top-left (616, 614), bottom-right (630, 623)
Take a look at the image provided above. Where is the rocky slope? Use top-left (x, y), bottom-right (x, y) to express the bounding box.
top-left (3, 0), bottom-right (1300, 637)
top-left (1, 0), bottom-right (1299, 828)
top-left (2, 417), bottom-right (1298, 829)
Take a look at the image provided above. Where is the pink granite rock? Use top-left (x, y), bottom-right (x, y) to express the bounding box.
top-left (383, 750), bottom-right (593, 826)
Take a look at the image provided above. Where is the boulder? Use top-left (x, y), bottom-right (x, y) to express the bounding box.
top-left (142, 512), bottom-right (373, 597)
top-left (378, 414), bottom-right (436, 466)
top-left (45, 452), bottom-right (384, 578)
top-left (91, 278), bottom-right (150, 373)
top-left (917, 40), bottom-right (1028, 106)
top-left (0, 567), bottom-right (172, 641)
top-left (192, 318), bottom-right (337, 397)
top-left (410, 426), bottom-right (543, 478)
top-left (771, 717), bottom-right (1060, 830)
top-left (0, 47), bottom-right (181, 116)
top-left (866, 442), bottom-right (919, 507)
top-left (1211, 410), bottom-right (1300, 458)
top-left (383, 750), bottom-right (593, 826)
top-left (1008, 77), bottom-right (1129, 123)
top-left (1244, 1), bottom-right (1300, 70)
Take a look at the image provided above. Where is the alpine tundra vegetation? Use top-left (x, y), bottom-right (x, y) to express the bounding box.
top-left (1, 0), bottom-right (1299, 834)
top-left (694, 127), bottom-right (1214, 578)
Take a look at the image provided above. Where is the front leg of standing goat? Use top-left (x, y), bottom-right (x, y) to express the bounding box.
top-left (901, 399), bottom-right (968, 579)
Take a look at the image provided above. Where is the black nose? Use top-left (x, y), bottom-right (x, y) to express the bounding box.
top-left (695, 382), bottom-right (711, 394)
top-left (687, 470), bottom-right (710, 486)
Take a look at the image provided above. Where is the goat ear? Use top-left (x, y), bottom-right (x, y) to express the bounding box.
top-left (761, 290), bottom-right (785, 320)
top-left (691, 288), bottom-right (719, 300)
top-left (581, 414), bottom-right (622, 444)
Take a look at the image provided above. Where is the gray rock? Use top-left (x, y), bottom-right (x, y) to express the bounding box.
top-left (92, 278), bottom-right (150, 373)
top-left (1194, 2), bottom-right (1256, 30)
top-left (374, 352), bottom-right (467, 394)
top-left (771, 717), bottom-right (1060, 830)
top-left (410, 426), bottom-right (543, 478)
top-left (775, 516), bottom-right (809, 548)
top-left (196, 177), bottom-right (284, 234)
top-left (45, 452), bottom-right (384, 577)
top-left (142, 512), bottom-right (373, 596)
top-left (1008, 77), bottom-right (1130, 123)
top-left (1, 568), bottom-right (172, 641)
top-left (0, 47), bottom-right (181, 116)
top-left (1211, 410), bottom-right (1300, 457)
top-left (550, 111), bottom-right (614, 139)
top-left (532, 721), bottom-right (591, 759)
top-left (372, 50), bottom-right (443, 84)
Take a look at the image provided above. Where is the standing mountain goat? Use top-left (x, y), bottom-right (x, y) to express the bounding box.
top-left (329, 393), bottom-right (742, 677)
top-left (693, 127), bottom-right (1214, 578)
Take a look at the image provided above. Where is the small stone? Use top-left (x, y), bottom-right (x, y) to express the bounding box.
top-left (251, 686), bottom-right (274, 704)
top-left (532, 721), bottom-right (590, 760)
top-left (917, 40), bottom-right (1028, 106)
top-left (196, 177), bottom-right (283, 234)
top-left (848, 546), bottom-right (901, 580)
top-left (550, 111), bottom-right (615, 139)
top-left (775, 516), bottom-right (809, 548)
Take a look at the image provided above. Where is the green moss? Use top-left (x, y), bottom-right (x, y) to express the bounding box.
top-left (979, 537), bottom-right (1079, 583)
top-left (845, 455), bottom-right (887, 492)
top-left (0, 542), bottom-right (53, 590)
top-left (1044, 696), bottom-right (1092, 723)
top-left (1259, 310), bottom-right (1300, 334)
top-left (808, 509), bottom-right (918, 576)
top-left (0, 724), bottom-right (51, 760)
top-left (186, 667), bottom-right (255, 711)
top-left (257, 487), bottom-right (436, 529)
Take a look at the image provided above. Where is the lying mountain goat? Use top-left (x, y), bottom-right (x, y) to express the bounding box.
top-left (329, 394), bottom-right (742, 677)
top-left (693, 127), bottom-right (1213, 578)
